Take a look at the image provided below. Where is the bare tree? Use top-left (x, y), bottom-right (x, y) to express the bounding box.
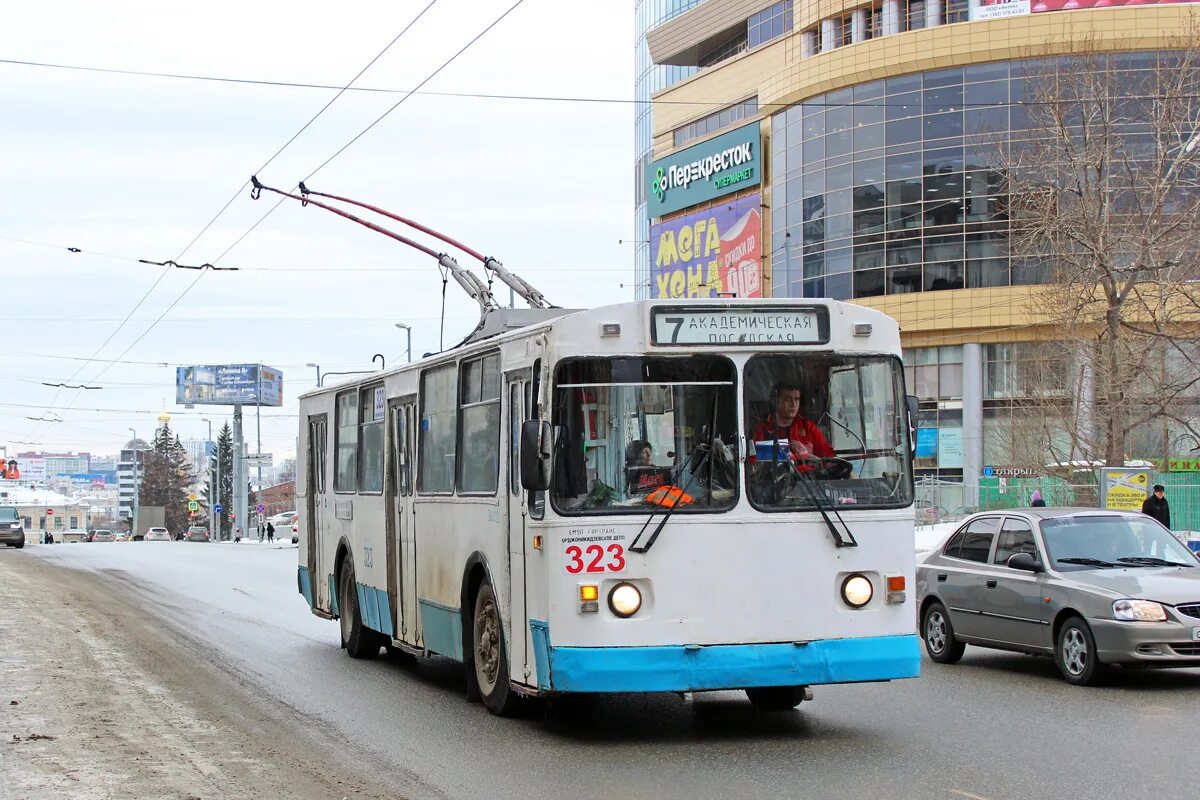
top-left (995, 35), bottom-right (1200, 468)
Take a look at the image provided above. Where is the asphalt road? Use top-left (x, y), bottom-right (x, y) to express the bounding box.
top-left (18, 541), bottom-right (1200, 800)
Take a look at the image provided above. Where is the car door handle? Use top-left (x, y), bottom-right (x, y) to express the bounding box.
top-left (937, 573), bottom-right (947, 582)
top-left (986, 579), bottom-right (997, 589)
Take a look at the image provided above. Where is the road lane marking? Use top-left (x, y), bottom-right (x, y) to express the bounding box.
top-left (949, 790), bottom-right (996, 800)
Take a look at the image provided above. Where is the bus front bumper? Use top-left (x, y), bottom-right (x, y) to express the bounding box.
top-left (528, 624), bottom-right (920, 693)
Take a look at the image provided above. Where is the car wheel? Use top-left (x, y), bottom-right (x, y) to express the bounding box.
top-left (337, 559), bottom-right (381, 659)
top-left (745, 686), bottom-right (808, 711)
top-left (1055, 616), bottom-right (1106, 686)
top-left (472, 582), bottom-right (519, 716)
top-left (922, 601), bottom-right (965, 664)
top-left (14, 538), bottom-right (24, 549)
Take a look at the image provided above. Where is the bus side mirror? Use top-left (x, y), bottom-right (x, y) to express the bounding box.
top-left (905, 395), bottom-right (918, 450)
top-left (520, 420), bottom-right (552, 491)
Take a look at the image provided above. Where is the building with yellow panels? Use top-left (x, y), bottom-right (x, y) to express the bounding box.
top-left (637, 2), bottom-right (1200, 509)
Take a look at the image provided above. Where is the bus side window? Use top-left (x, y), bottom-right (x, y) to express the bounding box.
top-left (418, 363), bottom-right (458, 494)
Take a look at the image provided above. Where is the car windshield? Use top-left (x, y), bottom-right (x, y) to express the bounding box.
top-left (551, 356), bottom-right (739, 515)
top-left (0, 508), bottom-right (18, 521)
top-left (1041, 515), bottom-right (1197, 569)
top-left (743, 354), bottom-right (913, 510)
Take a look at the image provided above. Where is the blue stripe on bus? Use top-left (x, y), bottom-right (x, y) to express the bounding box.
top-left (297, 567), bottom-right (313, 608)
top-left (419, 598), bottom-right (463, 661)
top-left (328, 575), bottom-right (339, 617)
top-left (529, 620), bottom-right (552, 690)
top-left (375, 588), bottom-right (394, 638)
top-left (529, 631), bottom-right (920, 693)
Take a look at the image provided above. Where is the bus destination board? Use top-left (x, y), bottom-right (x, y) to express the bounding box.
top-left (651, 307), bottom-right (828, 346)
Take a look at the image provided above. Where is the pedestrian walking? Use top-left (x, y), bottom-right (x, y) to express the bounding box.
top-left (1030, 489), bottom-right (1046, 507)
top-left (1142, 484), bottom-right (1171, 529)
top-left (266, 521), bottom-right (275, 543)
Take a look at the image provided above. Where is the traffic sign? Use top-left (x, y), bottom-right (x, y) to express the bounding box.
top-left (187, 500), bottom-right (199, 512)
top-left (46, 508), bottom-right (54, 516)
top-left (257, 504), bottom-right (264, 514)
top-left (214, 503), bottom-right (223, 514)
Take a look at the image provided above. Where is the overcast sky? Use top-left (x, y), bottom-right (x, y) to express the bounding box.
top-left (0, 0), bottom-right (635, 463)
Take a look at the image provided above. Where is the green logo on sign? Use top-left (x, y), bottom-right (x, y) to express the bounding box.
top-left (653, 167), bottom-right (666, 202)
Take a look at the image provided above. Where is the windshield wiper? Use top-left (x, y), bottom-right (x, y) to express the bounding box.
top-left (1056, 557), bottom-right (1119, 568)
top-left (629, 399), bottom-right (718, 554)
top-left (1117, 556), bottom-right (1193, 568)
top-left (794, 469), bottom-right (858, 548)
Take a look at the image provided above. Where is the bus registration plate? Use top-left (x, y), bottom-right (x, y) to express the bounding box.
top-left (563, 541), bottom-right (627, 575)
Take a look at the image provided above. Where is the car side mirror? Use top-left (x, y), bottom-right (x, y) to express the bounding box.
top-left (1007, 552), bottom-right (1043, 573)
top-left (520, 419), bottom-right (552, 492)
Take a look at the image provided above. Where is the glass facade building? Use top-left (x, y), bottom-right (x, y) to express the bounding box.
top-left (770, 54), bottom-right (1181, 301)
top-left (634, 0), bottom-right (702, 299)
top-left (642, 5), bottom-right (1200, 505)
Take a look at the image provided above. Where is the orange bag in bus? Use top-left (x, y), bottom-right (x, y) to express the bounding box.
top-left (646, 485), bottom-right (694, 508)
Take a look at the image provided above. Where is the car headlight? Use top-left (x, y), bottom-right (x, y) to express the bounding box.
top-left (1113, 599), bottom-right (1167, 622)
top-left (608, 582), bottom-right (642, 618)
top-left (841, 574), bottom-right (874, 609)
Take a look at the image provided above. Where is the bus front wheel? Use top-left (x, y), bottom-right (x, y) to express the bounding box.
top-left (472, 582), bottom-right (518, 716)
top-left (745, 686), bottom-right (808, 711)
top-left (338, 559), bottom-right (382, 659)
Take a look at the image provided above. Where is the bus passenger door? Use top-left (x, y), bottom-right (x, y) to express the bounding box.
top-left (506, 374), bottom-right (531, 685)
top-left (307, 415), bottom-right (328, 610)
top-left (390, 399), bottom-right (418, 643)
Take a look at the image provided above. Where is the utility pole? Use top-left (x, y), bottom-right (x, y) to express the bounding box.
top-left (255, 366), bottom-right (263, 507)
top-left (232, 406), bottom-right (246, 540)
top-left (306, 362), bottom-right (321, 387)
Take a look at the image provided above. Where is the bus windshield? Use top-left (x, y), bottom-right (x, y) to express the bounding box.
top-left (744, 354), bottom-right (912, 511)
top-left (551, 356), bottom-right (739, 515)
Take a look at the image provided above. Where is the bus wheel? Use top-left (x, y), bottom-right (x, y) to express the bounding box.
top-left (472, 582), bottom-right (518, 716)
top-left (338, 559), bottom-right (381, 659)
top-left (745, 686), bottom-right (808, 711)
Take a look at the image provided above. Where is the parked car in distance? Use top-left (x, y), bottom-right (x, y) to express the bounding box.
top-left (90, 529), bottom-right (115, 542)
top-left (61, 528), bottom-right (87, 543)
top-left (114, 531), bottom-right (128, 542)
top-left (918, 508), bottom-right (1200, 686)
top-left (1, 507), bottom-right (26, 548)
top-left (144, 527), bottom-right (171, 541)
top-left (186, 526), bottom-right (210, 542)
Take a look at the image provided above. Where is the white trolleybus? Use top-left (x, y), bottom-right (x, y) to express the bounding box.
top-left (296, 298), bottom-right (920, 715)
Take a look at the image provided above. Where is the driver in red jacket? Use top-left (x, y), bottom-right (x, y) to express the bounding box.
top-left (751, 381), bottom-right (836, 469)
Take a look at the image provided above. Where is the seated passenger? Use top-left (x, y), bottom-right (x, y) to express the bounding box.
top-left (751, 381), bottom-right (836, 467)
top-left (624, 439), bottom-right (669, 494)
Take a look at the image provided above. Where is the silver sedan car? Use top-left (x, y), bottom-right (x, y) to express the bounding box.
top-left (917, 508), bottom-right (1200, 685)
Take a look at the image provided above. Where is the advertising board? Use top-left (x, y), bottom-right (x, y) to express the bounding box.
top-left (651, 194), bottom-right (762, 299)
top-left (176, 364), bottom-right (283, 407)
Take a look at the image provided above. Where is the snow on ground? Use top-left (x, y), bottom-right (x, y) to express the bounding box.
top-left (26, 539), bottom-right (330, 643)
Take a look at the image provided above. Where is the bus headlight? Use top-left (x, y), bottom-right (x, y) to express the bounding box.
top-left (841, 574), bottom-right (873, 609)
top-left (608, 582), bottom-right (642, 618)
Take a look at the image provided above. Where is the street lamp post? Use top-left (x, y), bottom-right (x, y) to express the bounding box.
top-left (306, 362), bottom-right (322, 387)
top-left (395, 322), bottom-right (412, 363)
top-left (203, 418), bottom-right (215, 538)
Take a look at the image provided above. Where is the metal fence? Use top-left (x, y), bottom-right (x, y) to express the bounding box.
top-left (916, 472), bottom-right (1200, 534)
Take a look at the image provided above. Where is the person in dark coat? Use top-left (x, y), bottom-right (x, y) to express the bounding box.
top-left (266, 521), bottom-right (275, 543)
top-left (1030, 489), bottom-right (1046, 507)
top-left (1142, 484), bottom-right (1171, 529)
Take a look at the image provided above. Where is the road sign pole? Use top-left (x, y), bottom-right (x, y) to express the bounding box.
top-left (255, 366), bottom-right (263, 496)
top-left (233, 405), bottom-right (246, 541)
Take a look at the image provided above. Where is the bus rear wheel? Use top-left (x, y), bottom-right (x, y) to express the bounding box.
top-left (745, 686), bottom-right (808, 711)
top-left (472, 582), bottom-right (518, 716)
top-left (338, 559), bottom-right (381, 659)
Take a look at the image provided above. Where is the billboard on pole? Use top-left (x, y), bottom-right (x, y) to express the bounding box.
top-left (175, 364), bottom-right (283, 407)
